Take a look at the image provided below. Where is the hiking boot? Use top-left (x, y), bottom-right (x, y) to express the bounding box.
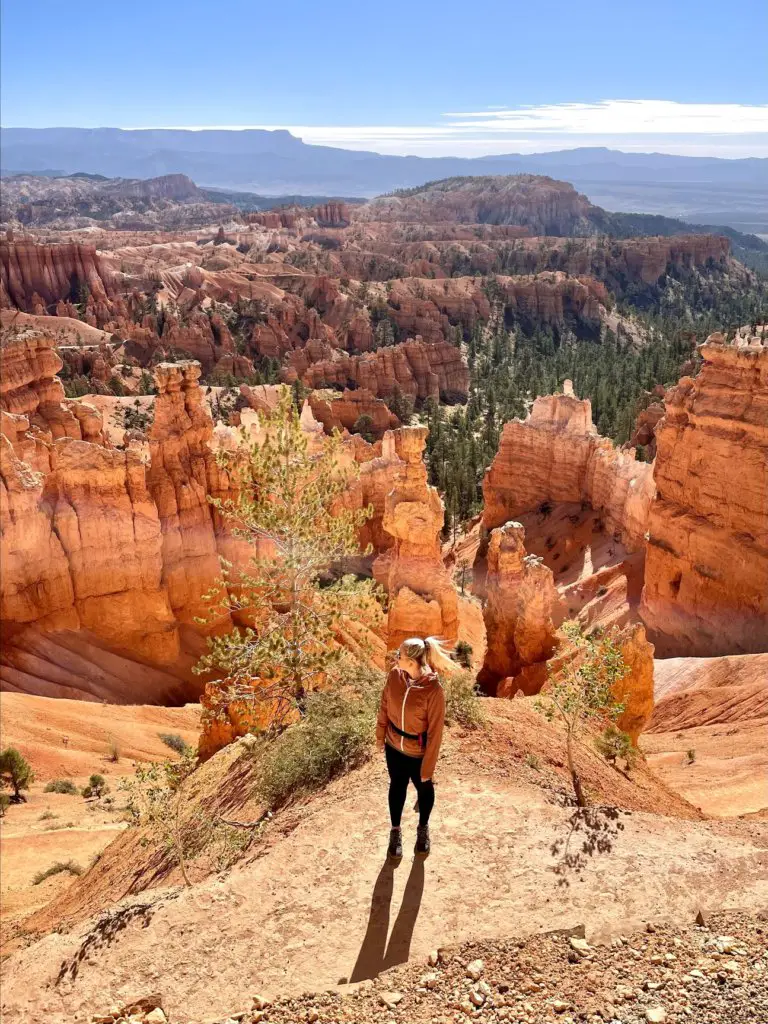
top-left (415, 824), bottom-right (430, 856)
top-left (388, 827), bottom-right (403, 859)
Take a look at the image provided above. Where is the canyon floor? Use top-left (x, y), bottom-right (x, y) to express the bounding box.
top-left (1, 699), bottom-right (767, 1024)
top-left (641, 720), bottom-right (768, 818)
top-left (0, 694), bottom-right (200, 938)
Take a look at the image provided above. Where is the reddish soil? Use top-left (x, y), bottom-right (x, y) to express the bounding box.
top-left (0, 694), bottom-right (200, 940)
top-left (642, 654), bottom-right (768, 818)
top-left (641, 721), bottom-right (768, 818)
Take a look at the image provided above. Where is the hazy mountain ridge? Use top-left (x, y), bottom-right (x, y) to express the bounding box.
top-left (2, 127), bottom-right (767, 230)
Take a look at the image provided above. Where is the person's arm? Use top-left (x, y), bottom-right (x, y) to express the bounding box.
top-left (421, 684), bottom-right (446, 781)
top-left (376, 673), bottom-right (392, 750)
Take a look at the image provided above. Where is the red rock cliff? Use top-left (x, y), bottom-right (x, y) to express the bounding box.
top-left (478, 521), bottom-right (564, 694)
top-left (376, 427), bottom-right (458, 649)
top-left (0, 240), bottom-right (115, 313)
top-left (0, 337), bottom-right (405, 701)
top-left (289, 337), bottom-right (469, 403)
top-left (640, 332), bottom-right (768, 656)
top-left (0, 339), bottom-right (240, 700)
top-left (0, 331), bottom-right (181, 698)
top-left (357, 175), bottom-right (598, 235)
top-left (483, 381), bottom-right (655, 552)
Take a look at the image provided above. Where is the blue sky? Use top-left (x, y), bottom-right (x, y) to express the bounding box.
top-left (2, 0), bottom-right (767, 156)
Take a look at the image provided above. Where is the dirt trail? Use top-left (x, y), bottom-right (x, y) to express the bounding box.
top-left (3, 753), bottom-right (767, 1024)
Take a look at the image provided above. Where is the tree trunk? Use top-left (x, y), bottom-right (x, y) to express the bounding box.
top-left (566, 730), bottom-right (586, 807)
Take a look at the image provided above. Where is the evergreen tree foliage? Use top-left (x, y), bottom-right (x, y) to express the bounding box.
top-left (534, 623), bottom-right (629, 807)
top-left (0, 747), bottom-right (35, 803)
top-left (196, 392), bottom-right (380, 725)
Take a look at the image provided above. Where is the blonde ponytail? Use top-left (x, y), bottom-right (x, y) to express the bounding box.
top-left (400, 635), bottom-right (458, 676)
top-left (423, 636), bottom-right (458, 676)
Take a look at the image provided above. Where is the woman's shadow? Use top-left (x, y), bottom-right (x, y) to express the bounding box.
top-left (347, 856), bottom-right (425, 982)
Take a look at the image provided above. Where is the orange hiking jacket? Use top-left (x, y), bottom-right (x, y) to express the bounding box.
top-left (376, 667), bottom-right (446, 779)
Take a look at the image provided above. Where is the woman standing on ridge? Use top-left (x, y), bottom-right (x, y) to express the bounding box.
top-left (376, 636), bottom-right (452, 859)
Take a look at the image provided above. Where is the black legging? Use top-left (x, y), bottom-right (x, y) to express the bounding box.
top-left (385, 743), bottom-right (435, 828)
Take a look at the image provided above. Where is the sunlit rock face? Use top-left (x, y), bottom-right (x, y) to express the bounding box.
top-left (482, 381), bottom-right (655, 553)
top-left (378, 426), bottom-right (458, 651)
top-left (640, 333), bottom-right (768, 657)
top-left (0, 344), bottom-right (230, 700)
top-left (0, 335), bottom-right (406, 702)
top-left (477, 521), bottom-right (563, 694)
top-left (289, 337), bottom-right (469, 404)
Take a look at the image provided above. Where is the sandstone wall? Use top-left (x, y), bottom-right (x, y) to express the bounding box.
top-left (476, 517), bottom-right (654, 740)
top-left (482, 382), bottom-right (655, 552)
top-left (639, 334), bottom-right (768, 656)
top-left (377, 427), bottom-right (458, 649)
top-left (308, 388), bottom-right (399, 438)
top-left (0, 334), bottom-right (236, 700)
top-left (478, 521), bottom-right (563, 694)
top-left (0, 240), bottom-right (115, 313)
top-left (0, 335), bottom-right (182, 696)
top-left (355, 176), bottom-right (597, 235)
top-left (290, 337), bottom-right (469, 403)
top-left (0, 333), bottom-right (408, 700)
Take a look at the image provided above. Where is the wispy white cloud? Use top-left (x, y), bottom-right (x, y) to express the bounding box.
top-left (148, 100), bottom-right (768, 158)
top-left (443, 99), bottom-right (768, 134)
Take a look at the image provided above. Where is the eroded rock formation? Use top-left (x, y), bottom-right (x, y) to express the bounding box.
top-left (640, 333), bottom-right (768, 656)
top-left (483, 381), bottom-right (655, 551)
top-left (0, 332), bottom-right (181, 695)
top-left (0, 336), bottom-right (239, 699)
top-left (0, 239), bottom-right (115, 312)
top-left (313, 202), bottom-right (350, 228)
top-left (476, 517), bottom-right (654, 739)
top-left (357, 175), bottom-right (599, 235)
top-left (628, 386), bottom-right (667, 460)
top-left (308, 387), bottom-right (399, 438)
top-left (377, 427), bottom-right (458, 649)
top-left (612, 623), bottom-right (655, 743)
top-left (289, 337), bottom-right (469, 403)
top-left (478, 521), bottom-right (564, 694)
top-left (146, 362), bottom-right (238, 629)
top-left (0, 332), bottom-right (416, 700)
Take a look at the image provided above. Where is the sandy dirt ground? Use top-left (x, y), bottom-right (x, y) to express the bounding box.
top-left (0, 694), bottom-right (201, 936)
top-left (641, 719), bottom-right (768, 818)
top-left (2, 729), bottom-right (767, 1024)
top-left (0, 693), bottom-right (201, 780)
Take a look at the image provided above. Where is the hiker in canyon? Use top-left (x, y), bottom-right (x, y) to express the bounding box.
top-left (376, 636), bottom-right (452, 859)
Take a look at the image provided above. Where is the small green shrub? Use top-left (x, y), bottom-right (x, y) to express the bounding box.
top-left (454, 640), bottom-right (473, 669)
top-left (107, 737), bottom-right (121, 763)
top-left (159, 733), bottom-right (193, 757)
top-left (255, 673), bottom-right (381, 808)
top-left (82, 774), bottom-right (109, 799)
top-left (524, 752), bottom-right (542, 771)
top-left (38, 811), bottom-right (57, 821)
top-left (352, 414), bottom-right (375, 443)
top-left (686, 748), bottom-right (696, 765)
top-left (44, 779), bottom-right (79, 795)
top-left (32, 860), bottom-right (83, 885)
top-left (443, 670), bottom-right (485, 729)
top-left (595, 724), bottom-right (636, 768)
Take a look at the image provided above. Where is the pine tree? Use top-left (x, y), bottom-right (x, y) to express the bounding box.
top-left (196, 392), bottom-right (380, 724)
top-left (0, 747), bottom-right (35, 803)
top-left (534, 624), bottom-right (629, 807)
